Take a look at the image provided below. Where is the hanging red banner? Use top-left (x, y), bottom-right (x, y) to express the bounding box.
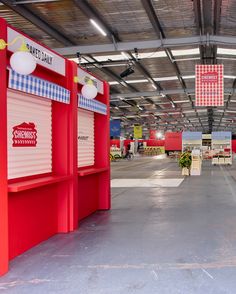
top-left (195, 64), bottom-right (224, 106)
top-left (12, 122), bottom-right (37, 147)
top-left (149, 130), bottom-right (157, 139)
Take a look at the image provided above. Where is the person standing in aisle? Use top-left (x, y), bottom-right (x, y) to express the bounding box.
top-left (124, 143), bottom-right (131, 159)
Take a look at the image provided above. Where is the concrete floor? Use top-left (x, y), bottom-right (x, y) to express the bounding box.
top-left (2, 156), bottom-right (236, 293)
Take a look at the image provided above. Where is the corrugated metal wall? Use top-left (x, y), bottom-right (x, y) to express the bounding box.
top-left (78, 109), bottom-right (95, 168)
top-left (7, 89), bottom-right (52, 179)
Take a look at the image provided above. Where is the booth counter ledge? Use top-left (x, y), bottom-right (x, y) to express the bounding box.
top-left (78, 166), bottom-right (109, 177)
top-left (8, 175), bottom-right (73, 192)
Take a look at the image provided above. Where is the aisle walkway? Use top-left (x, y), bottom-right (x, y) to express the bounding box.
top-left (2, 157), bottom-right (236, 293)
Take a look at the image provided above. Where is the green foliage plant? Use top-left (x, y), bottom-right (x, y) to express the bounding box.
top-left (178, 151), bottom-right (192, 169)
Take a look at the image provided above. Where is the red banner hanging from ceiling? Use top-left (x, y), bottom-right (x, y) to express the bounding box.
top-left (149, 130), bottom-right (157, 139)
top-left (195, 64), bottom-right (224, 107)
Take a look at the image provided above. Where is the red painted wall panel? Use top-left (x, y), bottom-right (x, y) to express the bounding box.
top-left (0, 17), bottom-right (8, 275)
top-left (122, 139), bottom-right (165, 148)
top-left (78, 176), bottom-right (99, 221)
top-left (110, 139), bottom-right (120, 148)
top-left (146, 140), bottom-right (165, 146)
top-left (8, 186), bottom-right (58, 259)
top-left (165, 132), bottom-right (182, 151)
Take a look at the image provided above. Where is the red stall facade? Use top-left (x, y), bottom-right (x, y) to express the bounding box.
top-left (0, 17), bottom-right (110, 275)
top-left (165, 132), bottom-right (182, 151)
top-left (76, 67), bottom-right (110, 222)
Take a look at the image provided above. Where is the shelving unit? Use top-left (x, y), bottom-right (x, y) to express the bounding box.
top-left (211, 132), bottom-right (232, 165)
top-left (191, 149), bottom-right (202, 176)
top-left (182, 132), bottom-right (202, 152)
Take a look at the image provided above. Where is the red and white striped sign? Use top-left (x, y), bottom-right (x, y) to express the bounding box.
top-left (195, 64), bottom-right (224, 106)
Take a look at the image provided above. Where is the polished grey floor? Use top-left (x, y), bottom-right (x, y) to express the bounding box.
top-left (1, 156), bottom-right (236, 293)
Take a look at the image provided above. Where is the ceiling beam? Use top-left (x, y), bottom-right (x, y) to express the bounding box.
top-left (202, 0), bottom-right (214, 131)
top-left (54, 36), bottom-right (201, 55)
top-left (53, 35), bottom-right (236, 55)
top-left (125, 52), bottom-right (175, 106)
top-left (141, 1), bottom-right (197, 116)
top-left (111, 88), bottom-right (234, 99)
top-left (1, 0), bottom-right (76, 46)
top-left (73, 0), bottom-right (120, 43)
top-left (193, 0), bottom-right (204, 61)
top-left (74, 0), bottom-right (164, 108)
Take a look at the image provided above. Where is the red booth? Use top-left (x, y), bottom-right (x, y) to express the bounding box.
top-left (165, 132), bottom-right (182, 151)
top-left (0, 17), bottom-right (110, 275)
top-left (76, 67), bottom-right (110, 222)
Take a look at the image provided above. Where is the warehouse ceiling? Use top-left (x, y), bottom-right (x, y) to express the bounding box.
top-left (2, 0), bottom-right (236, 135)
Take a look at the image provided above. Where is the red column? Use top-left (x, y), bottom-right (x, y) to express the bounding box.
top-left (0, 17), bottom-right (9, 275)
top-left (67, 61), bottom-right (79, 230)
top-left (95, 81), bottom-right (111, 210)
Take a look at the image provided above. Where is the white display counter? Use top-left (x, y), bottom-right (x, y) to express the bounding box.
top-left (190, 149), bottom-right (202, 176)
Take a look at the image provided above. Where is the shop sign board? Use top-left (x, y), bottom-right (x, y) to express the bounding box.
top-left (7, 27), bottom-right (66, 76)
top-left (149, 130), bottom-right (157, 139)
top-left (182, 132), bottom-right (202, 140)
top-left (202, 134), bottom-right (211, 139)
top-left (77, 67), bottom-right (104, 94)
top-left (212, 131), bottom-right (231, 140)
top-left (195, 64), bottom-right (224, 106)
top-left (12, 122), bottom-right (37, 147)
top-left (110, 120), bottom-right (121, 137)
top-left (134, 125), bottom-right (142, 139)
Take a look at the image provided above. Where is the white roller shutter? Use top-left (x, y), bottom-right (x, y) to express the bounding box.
top-left (7, 89), bottom-right (52, 179)
top-left (78, 109), bottom-right (94, 168)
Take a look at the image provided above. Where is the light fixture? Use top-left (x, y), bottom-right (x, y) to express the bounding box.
top-left (90, 19), bottom-right (107, 36)
top-left (137, 105), bottom-right (143, 110)
top-left (74, 76), bottom-right (98, 99)
top-left (152, 83), bottom-right (157, 90)
top-left (120, 66), bottom-right (134, 78)
top-left (156, 132), bottom-right (163, 139)
top-left (121, 51), bottom-right (129, 59)
top-left (81, 79), bottom-right (98, 99)
top-left (0, 37), bottom-right (37, 75)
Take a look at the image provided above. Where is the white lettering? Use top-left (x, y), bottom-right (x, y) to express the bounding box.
top-left (14, 130), bottom-right (36, 139)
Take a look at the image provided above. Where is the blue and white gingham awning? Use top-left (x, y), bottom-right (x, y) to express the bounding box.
top-left (78, 94), bottom-right (107, 115)
top-left (8, 69), bottom-right (70, 104)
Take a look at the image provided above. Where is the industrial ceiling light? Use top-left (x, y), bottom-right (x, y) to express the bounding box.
top-left (0, 37), bottom-right (36, 75)
top-left (156, 132), bottom-right (163, 139)
top-left (121, 51), bottom-right (129, 59)
top-left (137, 105), bottom-right (143, 110)
top-left (90, 19), bottom-right (107, 36)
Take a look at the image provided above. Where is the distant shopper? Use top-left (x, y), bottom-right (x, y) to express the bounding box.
top-left (124, 143), bottom-right (131, 159)
top-left (138, 142), bottom-right (144, 155)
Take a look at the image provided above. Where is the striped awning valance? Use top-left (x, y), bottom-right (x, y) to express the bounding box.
top-left (8, 69), bottom-right (70, 104)
top-left (78, 94), bottom-right (107, 115)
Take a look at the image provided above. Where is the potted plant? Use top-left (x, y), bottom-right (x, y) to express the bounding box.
top-left (178, 151), bottom-right (192, 176)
